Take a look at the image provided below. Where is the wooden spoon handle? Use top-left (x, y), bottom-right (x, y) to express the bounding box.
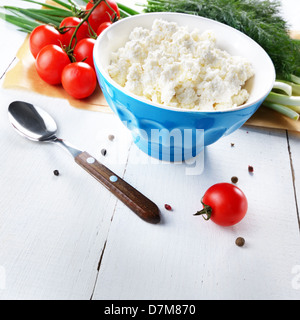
top-left (75, 151), bottom-right (160, 224)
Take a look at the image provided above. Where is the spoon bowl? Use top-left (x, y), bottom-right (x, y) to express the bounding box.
top-left (8, 101), bottom-right (57, 142)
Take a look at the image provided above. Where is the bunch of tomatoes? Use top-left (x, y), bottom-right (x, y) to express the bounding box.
top-left (29, 0), bottom-right (120, 99)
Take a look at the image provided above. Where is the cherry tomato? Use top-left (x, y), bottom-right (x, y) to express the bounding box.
top-left (61, 62), bottom-right (97, 99)
top-left (86, 0), bottom-right (120, 33)
top-left (59, 17), bottom-right (90, 47)
top-left (73, 38), bottom-right (96, 69)
top-left (29, 25), bottom-right (63, 58)
top-left (96, 21), bottom-right (112, 36)
top-left (35, 44), bottom-right (70, 85)
top-left (194, 183), bottom-right (248, 226)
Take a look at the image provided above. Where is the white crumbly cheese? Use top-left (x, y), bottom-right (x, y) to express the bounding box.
top-left (108, 19), bottom-right (255, 111)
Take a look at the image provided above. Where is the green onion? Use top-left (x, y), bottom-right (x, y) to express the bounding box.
top-left (3, 6), bottom-right (71, 18)
top-left (18, 26), bottom-right (34, 33)
top-left (118, 8), bottom-right (131, 18)
top-left (48, 0), bottom-right (73, 10)
top-left (26, 8), bottom-right (73, 17)
top-left (21, 0), bottom-right (73, 14)
top-left (276, 80), bottom-right (300, 96)
top-left (291, 75), bottom-right (300, 85)
top-left (265, 92), bottom-right (300, 107)
top-left (0, 0), bottom-right (79, 32)
top-left (272, 81), bottom-right (292, 96)
top-left (3, 7), bottom-right (62, 27)
top-left (117, 3), bottom-right (140, 15)
top-left (0, 12), bottom-right (41, 31)
top-left (284, 105), bottom-right (300, 114)
top-left (263, 101), bottom-right (299, 121)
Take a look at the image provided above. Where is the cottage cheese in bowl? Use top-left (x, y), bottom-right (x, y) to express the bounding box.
top-left (108, 19), bottom-right (255, 111)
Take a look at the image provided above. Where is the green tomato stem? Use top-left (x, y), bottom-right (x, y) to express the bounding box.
top-left (193, 199), bottom-right (212, 221)
top-left (66, 0), bottom-right (100, 50)
top-left (67, 0), bottom-right (116, 50)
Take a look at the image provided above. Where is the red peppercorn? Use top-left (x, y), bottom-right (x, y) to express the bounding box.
top-left (164, 204), bottom-right (172, 211)
top-left (248, 165), bottom-right (254, 173)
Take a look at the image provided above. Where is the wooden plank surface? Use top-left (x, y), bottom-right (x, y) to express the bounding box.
top-left (0, 90), bottom-right (133, 299)
top-left (92, 127), bottom-right (300, 300)
top-left (287, 131), bottom-right (300, 231)
top-left (0, 0), bottom-right (300, 300)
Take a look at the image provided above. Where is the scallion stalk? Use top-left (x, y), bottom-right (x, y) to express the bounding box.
top-left (26, 8), bottom-right (73, 17)
top-left (3, 7), bottom-right (62, 27)
top-left (276, 80), bottom-right (300, 96)
top-left (272, 81), bottom-right (292, 96)
top-left (263, 101), bottom-right (299, 121)
top-left (265, 92), bottom-right (300, 107)
top-left (117, 3), bottom-right (140, 15)
top-left (118, 8), bottom-right (131, 18)
top-left (284, 105), bottom-right (300, 114)
top-left (0, 12), bottom-right (41, 31)
top-left (48, 0), bottom-right (73, 10)
top-left (291, 75), bottom-right (300, 85)
top-left (21, 0), bottom-right (73, 14)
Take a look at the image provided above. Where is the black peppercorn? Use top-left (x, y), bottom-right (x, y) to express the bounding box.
top-left (231, 176), bottom-right (238, 184)
top-left (235, 237), bottom-right (245, 247)
top-left (53, 170), bottom-right (59, 176)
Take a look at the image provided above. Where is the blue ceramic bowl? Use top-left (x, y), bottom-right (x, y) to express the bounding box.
top-left (94, 13), bottom-right (275, 161)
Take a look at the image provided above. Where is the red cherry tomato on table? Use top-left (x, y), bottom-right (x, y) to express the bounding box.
top-left (73, 38), bottom-right (96, 69)
top-left (35, 44), bottom-right (70, 85)
top-left (29, 25), bottom-right (63, 58)
top-left (194, 183), bottom-right (248, 226)
top-left (61, 62), bottom-right (97, 99)
top-left (97, 22), bottom-right (112, 36)
top-left (59, 17), bottom-right (90, 47)
top-left (86, 0), bottom-right (120, 33)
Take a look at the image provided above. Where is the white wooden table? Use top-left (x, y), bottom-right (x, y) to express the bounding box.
top-left (0, 0), bottom-right (300, 301)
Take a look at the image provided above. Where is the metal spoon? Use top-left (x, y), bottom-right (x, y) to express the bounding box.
top-left (8, 101), bottom-right (160, 224)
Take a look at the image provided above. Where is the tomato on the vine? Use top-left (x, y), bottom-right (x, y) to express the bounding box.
top-left (73, 38), bottom-right (96, 69)
top-left (35, 44), bottom-right (70, 85)
top-left (86, 0), bottom-right (120, 33)
top-left (59, 17), bottom-right (90, 47)
top-left (194, 183), bottom-right (248, 226)
top-left (96, 21), bottom-right (112, 36)
top-left (29, 25), bottom-right (63, 58)
top-left (61, 62), bottom-right (97, 99)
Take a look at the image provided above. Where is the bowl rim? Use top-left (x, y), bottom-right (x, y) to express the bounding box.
top-left (94, 12), bottom-right (276, 114)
